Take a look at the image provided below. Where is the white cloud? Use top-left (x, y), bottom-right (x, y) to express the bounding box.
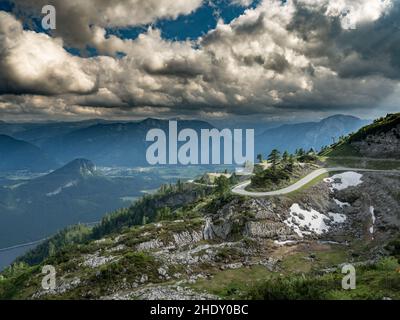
top-left (13, 0), bottom-right (204, 51)
top-left (1, 0), bottom-right (400, 120)
top-left (0, 11), bottom-right (96, 95)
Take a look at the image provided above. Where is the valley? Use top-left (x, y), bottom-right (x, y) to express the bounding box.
top-left (0, 161), bottom-right (236, 270)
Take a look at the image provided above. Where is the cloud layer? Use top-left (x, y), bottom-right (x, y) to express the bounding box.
top-left (1, 0), bottom-right (399, 121)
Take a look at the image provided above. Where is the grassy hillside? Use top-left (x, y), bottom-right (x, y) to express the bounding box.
top-left (15, 182), bottom-right (214, 267)
top-left (320, 113), bottom-right (400, 158)
top-left (349, 113), bottom-right (400, 143)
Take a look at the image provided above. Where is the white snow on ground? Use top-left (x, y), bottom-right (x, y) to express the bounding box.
top-left (284, 204), bottom-right (347, 238)
top-left (328, 212), bottom-right (347, 224)
top-left (370, 206), bottom-right (376, 235)
top-left (46, 180), bottom-right (78, 197)
top-left (334, 198), bottom-right (350, 208)
top-left (324, 172), bottom-right (363, 191)
top-left (274, 240), bottom-right (298, 246)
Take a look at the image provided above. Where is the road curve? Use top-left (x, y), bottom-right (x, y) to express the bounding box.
top-left (231, 167), bottom-right (400, 197)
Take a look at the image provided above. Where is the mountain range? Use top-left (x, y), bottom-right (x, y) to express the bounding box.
top-left (0, 115), bottom-right (368, 171)
top-left (255, 115), bottom-right (370, 155)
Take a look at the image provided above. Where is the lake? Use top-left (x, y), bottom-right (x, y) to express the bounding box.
top-left (0, 244), bottom-right (39, 271)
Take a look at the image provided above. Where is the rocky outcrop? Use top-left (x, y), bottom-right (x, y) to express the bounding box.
top-left (32, 277), bottom-right (81, 299)
top-left (203, 217), bottom-right (233, 241)
top-left (335, 172), bottom-right (400, 241)
top-left (173, 230), bottom-right (203, 247)
top-left (154, 242), bottom-right (241, 266)
top-left (352, 124), bottom-right (400, 158)
top-left (81, 252), bottom-right (118, 268)
top-left (203, 197), bottom-right (287, 241)
top-left (128, 285), bottom-right (219, 300)
top-left (136, 239), bottom-right (164, 251)
top-left (245, 221), bottom-right (291, 238)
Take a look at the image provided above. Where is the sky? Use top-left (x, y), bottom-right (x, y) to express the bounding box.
top-left (0, 0), bottom-right (399, 123)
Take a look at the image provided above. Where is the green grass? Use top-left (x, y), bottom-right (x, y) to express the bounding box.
top-left (244, 257), bottom-right (400, 300)
top-left (280, 252), bottom-right (313, 274)
top-left (190, 265), bottom-right (273, 299)
top-left (349, 113), bottom-right (400, 142)
top-left (322, 143), bottom-right (362, 158)
top-left (321, 113), bottom-right (400, 159)
top-left (279, 247), bottom-right (350, 275)
top-left (286, 173), bottom-right (329, 199)
top-left (190, 246), bottom-right (353, 299)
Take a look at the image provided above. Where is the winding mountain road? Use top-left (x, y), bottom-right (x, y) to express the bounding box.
top-left (231, 167), bottom-right (400, 197)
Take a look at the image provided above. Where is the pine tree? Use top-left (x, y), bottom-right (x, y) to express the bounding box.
top-left (287, 154), bottom-right (295, 172)
top-left (216, 175), bottom-right (230, 197)
top-left (296, 148), bottom-right (305, 157)
top-left (282, 151), bottom-right (289, 163)
top-left (177, 179), bottom-right (183, 192)
top-left (268, 149), bottom-right (281, 170)
top-left (156, 207), bottom-right (173, 221)
top-left (48, 242), bottom-right (56, 257)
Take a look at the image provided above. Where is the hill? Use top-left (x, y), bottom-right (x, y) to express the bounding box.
top-left (322, 113), bottom-right (400, 158)
top-left (0, 135), bottom-right (57, 172)
top-left (0, 159), bottom-right (153, 248)
top-left (256, 115), bottom-right (369, 155)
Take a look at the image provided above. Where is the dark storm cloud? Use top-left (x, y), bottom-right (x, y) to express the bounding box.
top-left (0, 0), bottom-right (399, 121)
top-left (143, 58), bottom-right (205, 78)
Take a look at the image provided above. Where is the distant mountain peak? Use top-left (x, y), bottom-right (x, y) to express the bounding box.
top-left (321, 114), bottom-right (362, 123)
top-left (256, 114), bottom-right (369, 154)
top-left (140, 118), bottom-right (165, 126)
top-left (0, 134), bottom-right (23, 143)
top-left (54, 159), bottom-right (96, 177)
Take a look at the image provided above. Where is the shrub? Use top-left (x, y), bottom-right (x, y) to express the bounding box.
top-left (375, 257), bottom-right (399, 271)
top-left (245, 275), bottom-right (339, 300)
top-left (385, 237), bottom-right (400, 262)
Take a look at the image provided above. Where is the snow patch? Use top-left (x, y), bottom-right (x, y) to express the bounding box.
top-left (324, 172), bottom-right (363, 191)
top-left (274, 240), bottom-right (298, 246)
top-left (46, 180), bottom-right (78, 197)
top-left (334, 198), bottom-right (350, 209)
top-left (284, 204), bottom-right (347, 238)
top-left (369, 206), bottom-right (376, 235)
top-left (328, 212), bottom-right (347, 224)
top-left (318, 240), bottom-right (343, 245)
